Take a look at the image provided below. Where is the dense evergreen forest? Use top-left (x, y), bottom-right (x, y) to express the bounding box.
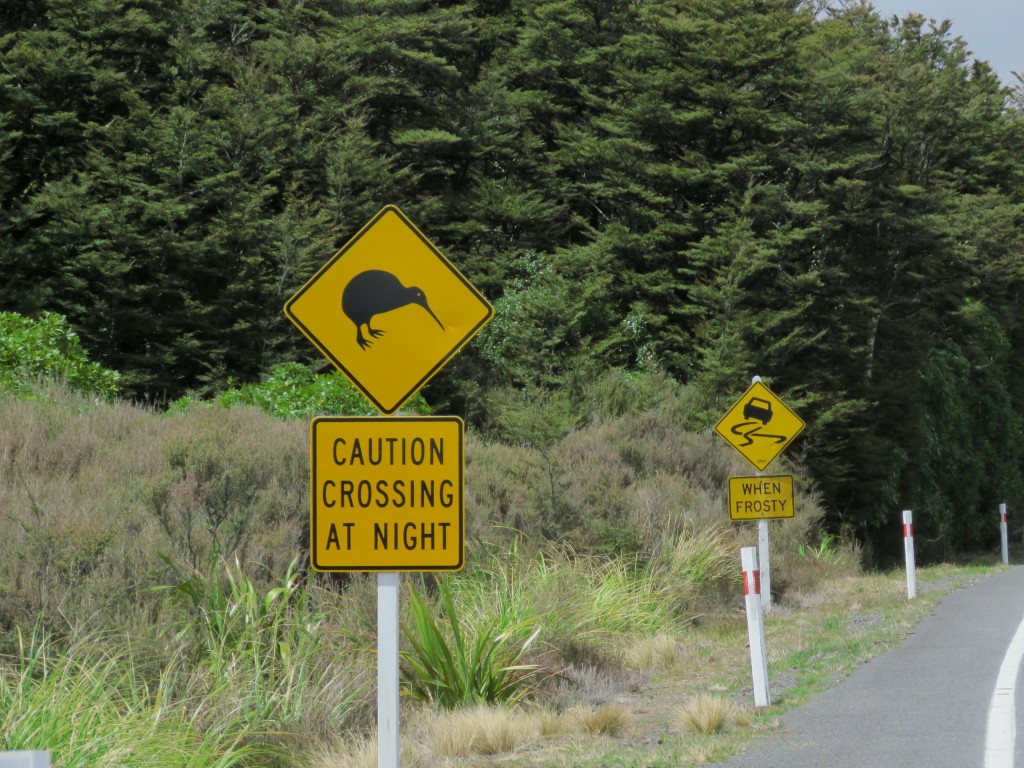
top-left (2, 0), bottom-right (1024, 559)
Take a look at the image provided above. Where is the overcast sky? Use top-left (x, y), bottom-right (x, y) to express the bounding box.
top-left (865, 1), bottom-right (1021, 84)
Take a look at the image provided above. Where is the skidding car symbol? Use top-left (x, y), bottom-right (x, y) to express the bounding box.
top-left (743, 397), bottom-right (773, 425)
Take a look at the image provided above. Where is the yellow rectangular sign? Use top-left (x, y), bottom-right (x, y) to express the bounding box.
top-left (728, 475), bottom-right (795, 521)
top-left (310, 416), bottom-right (464, 571)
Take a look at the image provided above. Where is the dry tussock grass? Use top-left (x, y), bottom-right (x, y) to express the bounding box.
top-left (620, 633), bottom-right (684, 670)
top-left (571, 703), bottom-right (632, 736)
top-left (682, 739), bottom-right (725, 765)
top-left (302, 734), bottom-right (429, 768)
top-left (532, 704), bottom-right (571, 736)
top-left (421, 704), bottom-right (543, 757)
top-left (677, 693), bottom-right (746, 734)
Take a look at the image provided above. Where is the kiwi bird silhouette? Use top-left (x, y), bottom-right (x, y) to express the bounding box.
top-left (342, 270), bottom-right (444, 350)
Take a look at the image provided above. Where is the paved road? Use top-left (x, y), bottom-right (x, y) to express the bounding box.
top-left (716, 566), bottom-right (1024, 768)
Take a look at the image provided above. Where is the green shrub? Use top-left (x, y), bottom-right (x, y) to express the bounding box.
top-left (449, 549), bottom-right (679, 662)
top-left (170, 362), bottom-right (430, 420)
top-left (652, 524), bottom-right (739, 612)
top-left (485, 387), bottom-right (580, 540)
top-left (0, 311), bottom-right (120, 400)
top-left (156, 556), bottom-right (370, 738)
top-left (576, 367), bottom-right (697, 422)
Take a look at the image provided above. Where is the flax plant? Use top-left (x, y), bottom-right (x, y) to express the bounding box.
top-left (401, 579), bottom-right (541, 708)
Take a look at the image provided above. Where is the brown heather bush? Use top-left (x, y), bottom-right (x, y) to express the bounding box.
top-left (463, 432), bottom-right (538, 540)
top-left (302, 737), bottom-right (377, 768)
top-left (1, 377), bottom-right (844, 632)
top-left (0, 378), bottom-right (858, 762)
top-left (6, 380), bottom-right (851, 605)
top-left (471, 379), bottom-right (828, 572)
top-left (0, 386), bottom-right (307, 635)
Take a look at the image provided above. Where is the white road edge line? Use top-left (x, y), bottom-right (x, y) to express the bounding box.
top-left (985, 609), bottom-right (1024, 768)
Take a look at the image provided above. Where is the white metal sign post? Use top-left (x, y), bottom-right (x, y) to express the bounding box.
top-left (378, 573), bottom-right (400, 766)
top-left (717, 376), bottom-right (804, 614)
top-left (0, 753), bottom-right (50, 768)
top-left (741, 547), bottom-right (771, 707)
top-left (758, 519), bottom-right (771, 613)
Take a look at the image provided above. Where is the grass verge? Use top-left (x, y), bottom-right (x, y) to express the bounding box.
top-left (398, 561), bottom-right (998, 767)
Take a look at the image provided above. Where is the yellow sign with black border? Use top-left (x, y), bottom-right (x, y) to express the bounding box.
top-left (715, 381), bottom-right (805, 471)
top-left (309, 416), bottom-right (464, 572)
top-left (728, 475), bottom-right (795, 521)
top-left (284, 206), bottom-right (493, 415)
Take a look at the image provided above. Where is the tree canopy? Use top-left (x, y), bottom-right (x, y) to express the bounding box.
top-left (2, 0), bottom-right (1024, 559)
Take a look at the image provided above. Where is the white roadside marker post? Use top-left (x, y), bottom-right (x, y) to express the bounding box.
top-left (1000, 503), bottom-right (1009, 565)
top-left (903, 509), bottom-right (916, 599)
top-left (378, 573), bottom-right (400, 768)
top-left (741, 546), bottom-right (771, 707)
top-left (758, 518), bottom-right (771, 614)
top-left (0, 753), bottom-right (50, 768)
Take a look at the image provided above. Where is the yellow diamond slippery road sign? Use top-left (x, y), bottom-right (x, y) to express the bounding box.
top-left (310, 416), bottom-right (464, 572)
top-left (715, 380), bottom-right (805, 472)
top-left (284, 206), bottom-right (494, 415)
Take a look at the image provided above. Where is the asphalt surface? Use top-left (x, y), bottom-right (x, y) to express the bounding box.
top-left (715, 565), bottom-right (1024, 768)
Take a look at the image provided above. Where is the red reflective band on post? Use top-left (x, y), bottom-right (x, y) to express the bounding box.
top-left (1002, 512), bottom-right (1008, 523)
top-left (903, 524), bottom-right (913, 538)
top-left (744, 570), bottom-right (761, 596)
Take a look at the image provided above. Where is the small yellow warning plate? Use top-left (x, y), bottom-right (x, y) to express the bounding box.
top-left (714, 381), bottom-right (805, 471)
top-left (310, 416), bottom-right (464, 572)
top-left (728, 475), bottom-right (795, 520)
top-left (285, 206), bottom-right (493, 415)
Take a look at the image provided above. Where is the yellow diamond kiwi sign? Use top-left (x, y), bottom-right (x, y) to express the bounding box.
top-left (284, 205), bottom-right (494, 416)
top-left (284, 205), bottom-right (493, 572)
top-left (714, 380), bottom-right (805, 472)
